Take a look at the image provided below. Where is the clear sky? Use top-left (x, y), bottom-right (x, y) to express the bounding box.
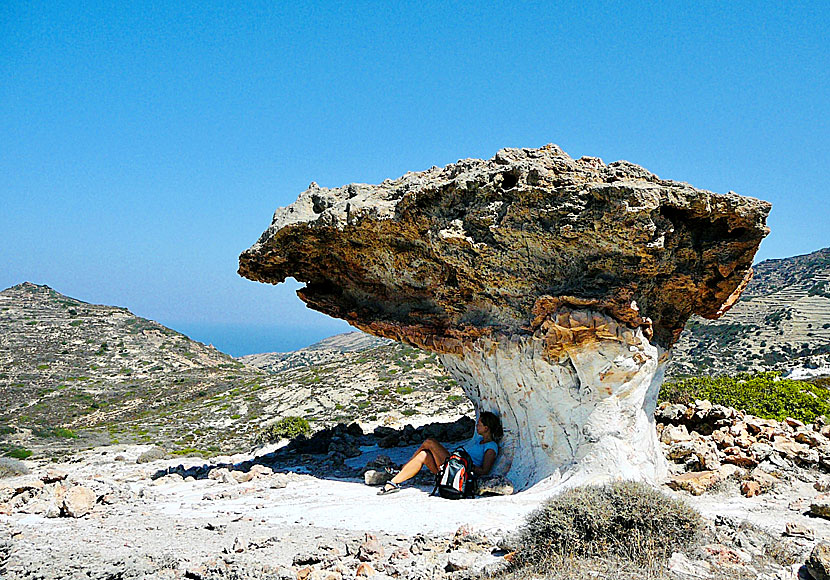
top-left (2, 2), bottom-right (828, 355)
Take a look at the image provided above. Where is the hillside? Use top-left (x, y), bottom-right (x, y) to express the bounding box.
top-left (0, 284), bottom-right (467, 459)
top-left (668, 247), bottom-right (830, 377)
top-left (4, 244), bottom-right (829, 462)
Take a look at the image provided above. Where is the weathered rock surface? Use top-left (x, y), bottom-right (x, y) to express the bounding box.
top-left (240, 145), bottom-right (770, 489)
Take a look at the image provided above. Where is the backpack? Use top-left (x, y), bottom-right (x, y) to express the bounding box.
top-left (432, 448), bottom-right (475, 499)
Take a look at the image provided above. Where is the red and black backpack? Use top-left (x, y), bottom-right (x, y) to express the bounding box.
top-left (432, 448), bottom-right (475, 499)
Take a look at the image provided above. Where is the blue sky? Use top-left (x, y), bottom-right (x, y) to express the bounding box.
top-left (1, 2), bottom-right (828, 355)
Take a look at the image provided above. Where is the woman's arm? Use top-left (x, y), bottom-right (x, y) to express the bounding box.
top-left (473, 449), bottom-right (497, 477)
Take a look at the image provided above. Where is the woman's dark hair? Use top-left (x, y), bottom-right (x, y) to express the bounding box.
top-left (480, 411), bottom-right (503, 442)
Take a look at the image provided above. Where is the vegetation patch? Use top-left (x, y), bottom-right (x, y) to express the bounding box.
top-left (512, 481), bottom-right (701, 571)
top-left (0, 457), bottom-right (30, 478)
top-left (1, 445), bottom-right (33, 459)
top-left (255, 416), bottom-right (311, 444)
top-left (659, 372), bottom-right (830, 423)
top-left (50, 427), bottom-right (80, 439)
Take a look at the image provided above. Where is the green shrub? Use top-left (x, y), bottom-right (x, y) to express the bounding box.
top-left (659, 372), bottom-right (830, 423)
top-left (514, 481), bottom-right (701, 569)
top-left (255, 416), bottom-right (311, 443)
top-left (1, 445), bottom-right (33, 460)
top-left (0, 457), bottom-right (29, 478)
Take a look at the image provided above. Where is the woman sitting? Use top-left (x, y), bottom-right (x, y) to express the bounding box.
top-left (377, 411), bottom-right (503, 495)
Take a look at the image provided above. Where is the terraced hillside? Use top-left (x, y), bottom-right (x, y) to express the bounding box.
top-left (0, 283), bottom-right (466, 459)
top-left (669, 247), bottom-right (830, 377)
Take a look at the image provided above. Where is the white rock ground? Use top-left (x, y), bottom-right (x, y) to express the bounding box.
top-left (4, 438), bottom-right (830, 577)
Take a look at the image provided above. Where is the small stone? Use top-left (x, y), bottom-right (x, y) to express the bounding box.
top-left (810, 494), bottom-right (830, 519)
top-left (249, 464), bottom-right (273, 478)
top-left (445, 550), bottom-right (478, 572)
top-left (363, 470), bottom-right (392, 486)
top-left (357, 534), bottom-right (384, 562)
top-left (62, 486), bottom-right (96, 518)
top-left (784, 522), bottom-right (814, 540)
top-left (773, 437), bottom-right (808, 460)
top-left (786, 417), bottom-right (806, 429)
top-left (740, 480), bottom-right (761, 497)
top-left (749, 442), bottom-right (773, 462)
top-left (661, 424), bottom-right (692, 445)
top-left (815, 478), bottom-right (830, 492)
top-left (355, 562), bottom-right (375, 577)
top-left (42, 469), bottom-right (67, 483)
top-left (389, 547), bottom-right (410, 560)
top-left (296, 567), bottom-right (313, 580)
top-left (668, 471), bottom-right (720, 495)
top-left (722, 453), bottom-right (758, 469)
top-left (807, 541), bottom-right (830, 580)
top-left (668, 551), bottom-right (712, 579)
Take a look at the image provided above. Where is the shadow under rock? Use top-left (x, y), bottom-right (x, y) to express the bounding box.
top-left (150, 415), bottom-right (475, 484)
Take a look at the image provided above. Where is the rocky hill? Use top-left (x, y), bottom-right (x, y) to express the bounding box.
top-left (238, 332), bottom-right (392, 373)
top-left (669, 247), bottom-right (830, 378)
top-left (0, 284), bottom-right (467, 460)
top-left (4, 243), bottom-right (828, 462)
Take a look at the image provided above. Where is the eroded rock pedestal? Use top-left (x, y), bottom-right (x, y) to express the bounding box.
top-left (239, 145), bottom-right (770, 490)
top-left (439, 307), bottom-right (665, 490)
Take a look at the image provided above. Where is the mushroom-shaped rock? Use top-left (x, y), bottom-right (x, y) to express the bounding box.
top-left (239, 145), bottom-right (770, 490)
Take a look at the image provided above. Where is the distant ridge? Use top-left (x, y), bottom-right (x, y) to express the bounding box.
top-left (669, 247), bottom-right (830, 378)
top-left (0, 283), bottom-right (465, 458)
top-left (237, 332), bottom-right (392, 373)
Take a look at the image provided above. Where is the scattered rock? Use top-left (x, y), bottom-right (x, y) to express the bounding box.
top-left (807, 541), bottom-right (830, 580)
top-left (445, 550), bottom-right (478, 572)
top-left (61, 485), bottom-right (95, 518)
top-left (740, 480), bottom-right (761, 497)
top-left (363, 470), bottom-right (393, 486)
top-left (668, 551), bottom-right (712, 578)
top-left (810, 495), bottom-right (830, 519)
top-left (42, 469), bottom-right (67, 483)
top-left (668, 471), bottom-right (720, 495)
top-left (784, 522), bottom-right (815, 540)
top-left (357, 534), bottom-right (384, 562)
top-left (232, 536), bottom-right (247, 553)
top-left (355, 562), bottom-right (376, 577)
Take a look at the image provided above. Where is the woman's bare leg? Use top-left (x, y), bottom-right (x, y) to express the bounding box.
top-left (389, 439), bottom-right (449, 485)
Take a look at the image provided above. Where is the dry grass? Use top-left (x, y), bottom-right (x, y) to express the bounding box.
top-left (512, 481), bottom-right (702, 567)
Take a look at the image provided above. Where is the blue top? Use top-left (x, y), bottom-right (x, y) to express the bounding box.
top-left (462, 433), bottom-right (499, 467)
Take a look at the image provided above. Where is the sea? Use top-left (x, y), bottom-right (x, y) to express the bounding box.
top-left (167, 320), bottom-right (354, 358)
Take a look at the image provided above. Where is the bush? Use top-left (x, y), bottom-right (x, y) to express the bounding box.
top-left (659, 372), bottom-right (830, 423)
top-left (514, 481), bottom-right (701, 569)
top-left (256, 416), bottom-right (311, 444)
top-left (0, 457), bottom-right (29, 478)
top-left (1, 445), bottom-right (33, 460)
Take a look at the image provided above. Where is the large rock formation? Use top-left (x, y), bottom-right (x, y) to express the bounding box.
top-left (239, 145), bottom-right (770, 490)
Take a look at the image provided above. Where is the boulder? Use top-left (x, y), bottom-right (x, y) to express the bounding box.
top-left (62, 485), bottom-right (95, 518)
top-left (240, 145), bottom-right (769, 490)
top-left (808, 542), bottom-right (830, 580)
top-left (668, 470), bottom-right (720, 495)
top-left (810, 494), bottom-right (830, 519)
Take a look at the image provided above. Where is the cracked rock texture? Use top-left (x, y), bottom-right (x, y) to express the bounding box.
top-left (239, 144), bottom-right (770, 489)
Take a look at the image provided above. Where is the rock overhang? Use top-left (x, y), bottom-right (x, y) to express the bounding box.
top-left (238, 144), bottom-right (770, 353)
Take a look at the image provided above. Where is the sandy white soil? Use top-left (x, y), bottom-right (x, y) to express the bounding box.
top-left (3, 442), bottom-right (830, 578)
